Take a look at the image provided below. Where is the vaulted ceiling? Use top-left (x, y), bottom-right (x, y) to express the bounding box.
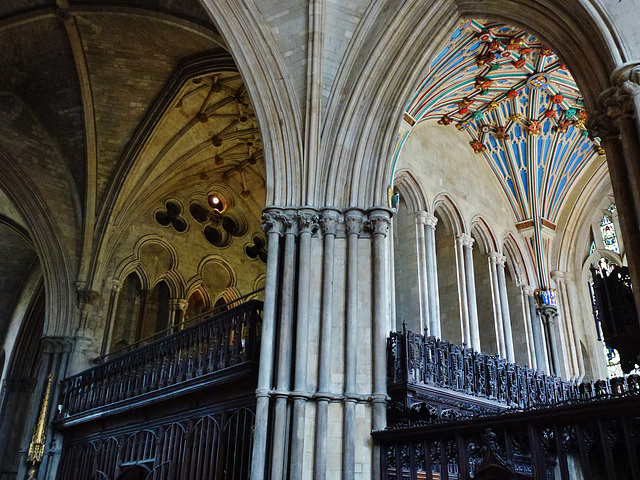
top-left (0, 1), bottom-right (267, 342)
top-left (398, 20), bottom-right (604, 286)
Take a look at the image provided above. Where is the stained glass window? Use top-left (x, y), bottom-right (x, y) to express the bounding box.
top-left (589, 240), bottom-right (596, 255)
top-left (600, 214), bottom-right (620, 254)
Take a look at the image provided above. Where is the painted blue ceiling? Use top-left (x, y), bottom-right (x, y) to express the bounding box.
top-left (402, 20), bottom-right (602, 225)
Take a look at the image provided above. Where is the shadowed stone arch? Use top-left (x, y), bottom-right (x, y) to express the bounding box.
top-left (470, 216), bottom-right (498, 255)
top-left (394, 170), bottom-right (429, 213)
top-left (433, 194), bottom-right (465, 236)
top-left (0, 157), bottom-right (76, 337)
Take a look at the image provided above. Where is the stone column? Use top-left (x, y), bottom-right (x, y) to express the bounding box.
top-left (496, 255), bottom-right (514, 363)
top-left (539, 308), bottom-right (563, 377)
top-left (454, 235), bottom-right (470, 346)
top-left (424, 213), bottom-right (440, 338)
top-left (250, 210), bottom-right (283, 480)
top-left (415, 212), bottom-right (430, 334)
top-left (100, 279), bottom-right (121, 357)
top-left (589, 66), bottom-right (640, 316)
top-left (488, 253), bottom-right (506, 357)
top-left (369, 208), bottom-right (392, 480)
top-left (343, 208), bottom-right (364, 480)
top-left (461, 234), bottom-right (480, 351)
top-left (526, 287), bottom-right (549, 374)
top-left (564, 273), bottom-right (586, 381)
top-left (314, 209), bottom-right (340, 480)
top-left (18, 337), bottom-right (74, 480)
top-left (551, 271), bottom-right (578, 379)
top-left (169, 299), bottom-right (188, 331)
top-left (520, 286), bottom-right (536, 369)
top-left (271, 210), bottom-right (298, 480)
top-left (288, 209), bottom-right (318, 480)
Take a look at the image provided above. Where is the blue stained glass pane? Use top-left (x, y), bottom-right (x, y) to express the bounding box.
top-left (600, 215), bottom-right (620, 254)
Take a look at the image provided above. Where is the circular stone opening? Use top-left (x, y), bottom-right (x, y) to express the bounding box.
top-left (208, 194), bottom-right (226, 213)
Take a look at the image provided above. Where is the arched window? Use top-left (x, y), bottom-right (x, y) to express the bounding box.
top-left (600, 214), bottom-right (620, 254)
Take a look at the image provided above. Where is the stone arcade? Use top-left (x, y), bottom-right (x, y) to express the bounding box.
top-left (0, 1), bottom-right (639, 479)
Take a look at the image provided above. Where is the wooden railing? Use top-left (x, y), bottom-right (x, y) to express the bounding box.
top-left (58, 300), bottom-right (263, 418)
top-left (374, 382), bottom-right (640, 480)
top-left (387, 329), bottom-right (637, 411)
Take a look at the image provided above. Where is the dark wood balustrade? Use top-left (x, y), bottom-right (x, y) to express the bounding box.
top-left (375, 382), bottom-right (640, 480)
top-left (387, 329), bottom-right (634, 415)
top-left (58, 300), bottom-right (263, 419)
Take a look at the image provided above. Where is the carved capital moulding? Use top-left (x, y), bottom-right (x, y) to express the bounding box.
top-left (588, 65), bottom-right (639, 141)
top-left (320, 208), bottom-right (342, 236)
top-left (260, 206), bottom-right (392, 238)
top-left (368, 208), bottom-right (392, 237)
top-left (344, 208), bottom-right (366, 236)
top-left (296, 209), bottom-right (319, 235)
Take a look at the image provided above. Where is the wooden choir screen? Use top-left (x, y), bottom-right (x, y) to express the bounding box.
top-left (56, 407), bottom-right (255, 480)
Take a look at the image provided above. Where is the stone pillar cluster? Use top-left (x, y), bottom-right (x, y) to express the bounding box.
top-left (588, 63), bottom-right (640, 317)
top-left (487, 253), bottom-right (515, 362)
top-left (415, 212), bottom-right (440, 337)
top-left (251, 206), bottom-right (392, 480)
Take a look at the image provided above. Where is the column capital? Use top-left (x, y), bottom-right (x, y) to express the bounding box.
top-left (523, 285), bottom-right (535, 296)
top-left (488, 251), bottom-right (506, 265)
top-left (281, 209), bottom-right (300, 236)
top-left (424, 212), bottom-right (438, 228)
top-left (611, 61), bottom-right (640, 94)
top-left (550, 270), bottom-right (565, 284)
top-left (109, 278), bottom-right (122, 293)
top-left (320, 208), bottom-right (342, 236)
top-left (588, 82), bottom-right (635, 140)
top-left (41, 336), bottom-right (74, 354)
top-left (368, 208), bottom-right (392, 237)
top-left (344, 208), bottom-right (366, 236)
top-left (262, 208), bottom-right (286, 235)
top-left (456, 233), bottom-right (474, 248)
top-left (296, 208), bottom-right (319, 235)
top-left (176, 299), bottom-right (189, 311)
top-left (563, 272), bottom-right (574, 282)
top-left (415, 210), bottom-right (429, 226)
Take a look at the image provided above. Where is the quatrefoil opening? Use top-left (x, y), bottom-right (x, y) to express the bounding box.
top-left (246, 234), bottom-right (267, 263)
top-left (155, 200), bottom-right (188, 233)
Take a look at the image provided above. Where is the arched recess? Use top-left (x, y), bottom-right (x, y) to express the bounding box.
top-left (392, 173), bottom-right (428, 332)
top-left (433, 195), bottom-right (464, 344)
top-left (318, 0), bottom-right (622, 208)
top-left (109, 271), bottom-right (145, 353)
top-left (503, 236), bottom-right (531, 366)
top-left (0, 154), bottom-right (75, 338)
top-left (0, 283), bottom-right (45, 475)
top-left (470, 218), bottom-right (497, 354)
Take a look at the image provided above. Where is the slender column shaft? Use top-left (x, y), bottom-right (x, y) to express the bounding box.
top-left (454, 235), bottom-right (470, 345)
top-left (462, 235), bottom-right (480, 351)
top-left (343, 209), bottom-right (364, 480)
top-left (314, 209), bottom-right (340, 480)
top-left (528, 292), bottom-right (549, 373)
top-left (415, 212), bottom-right (430, 334)
top-left (521, 286), bottom-right (536, 369)
top-left (565, 274), bottom-right (586, 381)
top-left (271, 214), bottom-right (298, 480)
top-left (370, 209), bottom-right (391, 480)
top-left (542, 313), bottom-right (561, 376)
top-left (250, 212), bottom-right (283, 480)
top-left (424, 214), bottom-right (440, 337)
top-left (551, 272), bottom-right (577, 378)
top-left (100, 281), bottom-right (121, 357)
top-left (496, 256), bottom-right (514, 362)
top-left (290, 210), bottom-right (317, 480)
top-left (488, 254), bottom-right (505, 357)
